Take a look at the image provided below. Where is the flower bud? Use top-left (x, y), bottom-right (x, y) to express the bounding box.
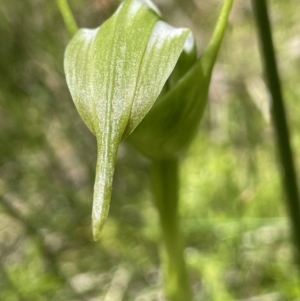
top-left (64, 0), bottom-right (193, 240)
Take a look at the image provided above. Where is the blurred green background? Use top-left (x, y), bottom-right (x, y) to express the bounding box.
top-left (1, 0), bottom-right (300, 300)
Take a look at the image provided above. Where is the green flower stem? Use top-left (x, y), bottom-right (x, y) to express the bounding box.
top-left (151, 159), bottom-right (192, 301)
top-left (56, 0), bottom-right (78, 37)
top-left (252, 0), bottom-right (300, 268)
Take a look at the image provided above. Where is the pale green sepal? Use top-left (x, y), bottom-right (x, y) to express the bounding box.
top-left (64, 0), bottom-right (193, 239)
top-left (127, 59), bottom-right (209, 159)
top-left (167, 32), bottom-right (197, 89)
top-left (92, 137), bottom-right (118, 241)
top-left (128, 0), bottom-right (233, 160)
top-left (122, 22), bottom-right (192, 138)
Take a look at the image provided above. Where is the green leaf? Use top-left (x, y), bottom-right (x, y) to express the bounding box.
top-left (128, 0), bottom-right (233, 159)
top-left (64, 0), bottom-right (193, 240)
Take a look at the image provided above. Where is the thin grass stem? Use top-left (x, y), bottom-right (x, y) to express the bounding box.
top-left (252, 0), bottom-right (300, 269)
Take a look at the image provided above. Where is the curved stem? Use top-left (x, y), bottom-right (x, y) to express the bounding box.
top-left (56, 0), bottom-right (78, 37)
top-left (151, 159), bottom-right (192, 301)
top-left (252, 0), bottom-right (300, 269)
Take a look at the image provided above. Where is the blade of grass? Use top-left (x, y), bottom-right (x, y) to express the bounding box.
top-left (56, 0), bottom-right (78, 37)
top-left (252, 0), bottom-right (300, 269)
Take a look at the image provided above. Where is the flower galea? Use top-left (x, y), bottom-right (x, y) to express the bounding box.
top-left (64, 0), bottom-right (231, 240)
top-left (64, 0), bottom-right (196, 240)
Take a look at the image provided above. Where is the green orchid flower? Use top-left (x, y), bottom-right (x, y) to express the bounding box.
top-left (64, 0), bottom-right (233, 240)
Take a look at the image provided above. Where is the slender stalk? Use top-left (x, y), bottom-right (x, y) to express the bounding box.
top-left (151, 159), bottom-right (192, 301)
top-left (56, 0), bottom-right (78, 37)
top-left (252, 0), bottom-right (300, 268)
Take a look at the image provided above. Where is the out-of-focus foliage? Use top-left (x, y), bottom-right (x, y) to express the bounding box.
top-left (0, 0), bottom-right (300, 300)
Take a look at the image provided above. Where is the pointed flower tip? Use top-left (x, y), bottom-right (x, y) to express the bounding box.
top-left (92, 220), bottom-right (105, 241)
top-left (93, 232), bottom-right (101, 242)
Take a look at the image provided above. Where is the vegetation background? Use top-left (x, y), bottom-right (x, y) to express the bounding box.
top-left (1, 0), bottom-right (300, 300)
